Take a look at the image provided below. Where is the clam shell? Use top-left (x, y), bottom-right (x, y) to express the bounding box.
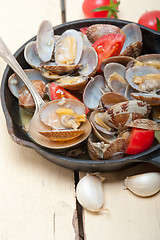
top-left (136, 54), bottom-right (160, 67)
top-left (125, 118), bottom-right (160, 130)
top-left (18, 80), bottom-right (46, 109)
top-left (39, 99), bottom-right (86, 129)
top-left (131, 92), bottom-right (160, 105)
top-left (103, 62), bottom-right (128, 96)
top-left (41, 62), bottom-right (82, 74)
top-left (83, 75), bottom-right (106, 110)
top-left (57, 76), bottom-right (88, 90)
top-left (86, 24), bottom-right (125, 43)
top-left (101, 92), bottom-right (128, 109)
top-left (39, 129), bottom-right (85, 141)
top-left (120, 23), bottom-right (142, 57)
top-left (37, 20), bottom-right (55, 62)
top-left (78, 46), bottom-right (98, 77)
top-left (87, 134), bottom-right (126, 160)
top-left (29, 109), bottom-right (91, 149)
top-left (24, 41), bottom-right (43, 69)
top-left (54, 29), bottom-right (83, 66)
top-left (8, 69), bottom-right (47, 98)
top-left (102, 100), bottom-right (151, 130)
top-left (100, 56), bottom-right (133, 71)
top-left (125, 65), bottom-right (160, 92)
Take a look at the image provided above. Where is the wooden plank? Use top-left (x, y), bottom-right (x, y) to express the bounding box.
top-left (0, 0), bottom-right (78, 239)
top-left (80, 164), bottom-right (160, 240)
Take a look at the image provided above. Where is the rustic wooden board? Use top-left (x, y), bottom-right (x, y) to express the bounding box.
top-left (0, 1), bottom-right (78, 239)
top-left (80, 163), bottom-right (160, 240)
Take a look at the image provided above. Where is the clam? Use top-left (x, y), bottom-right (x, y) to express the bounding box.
top-left (125, 65), bottom-right (160, 92)
top-left (101, 92), bottom-right (128, 109)
top-left (37, 20), bottom-right (55, 62)
top-left (87, 134), bottom-right (126, 160)
top-left (120, 23), bottom-right (142, 58)
top-left (136, 54), bottom-right (160, 69)
top-left (8, 69), bottom-right (47, 98)
top-left (103, 62), bottom-right (128, 96)
top-left (24, 41), bottom-right (43, 69)
top-left (83, 75), bottom-right (106, 110)
top-left (54, 29), bottom-right (83, 66)
top-left (131, 92), bottom-right (160, 105)
top-left (18, 80), bottom-right (46, 110)
top-left (125, 118), bottom-right (160, 130)
top-left (78, 46), bottom-right (98, 77)
top-left (86, 24), bottom-right (125, 43)
top-left (102, 100), bottom-right (151, 131)
top-left (56, 75), bottom-right (88, 90)
top-left (38, 99), bottom-right (91, 142)
top-left (100, 55), bottom-right (133, 72)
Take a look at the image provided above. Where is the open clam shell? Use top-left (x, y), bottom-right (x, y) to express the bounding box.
top-left (103, 62), bottom-right (128, 96)
top-left (78, 46), bottom-right (98, 77)
top-left (24, 41), bottom-right (43, 69)
top-left (136, 54), bottom-right (160, 68)
top-left (54, 29), bottom-right (83, 66)
top-left (125, 65), bottom-right (160, 92)
top-left (87, 134), bottom-right (126, 160)
top-left (37, 20), bottom-right (55, 62)
top-left (39, 99), bottom-right (86, 129)
top-left (8, 69), bottom-right (47, 98)
top-left (120, 23), bottom-right (142, 58)
top-left (86, 24), bottom-right (125, 43)
top-left (102, 100), bottom-right (151, 131)
top-left (83, 75), bottom-right (106, 110)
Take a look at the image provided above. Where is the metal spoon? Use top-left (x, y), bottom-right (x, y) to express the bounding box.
top-left (0, 36), bottom-right (91, 149)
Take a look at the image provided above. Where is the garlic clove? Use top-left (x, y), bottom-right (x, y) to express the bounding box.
top-left (76, 173), bottom-right (104, 212)
top-left (124, 172), bottom-right (160, 197)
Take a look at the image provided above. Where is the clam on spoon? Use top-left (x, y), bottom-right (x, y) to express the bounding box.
top-left (0, 37), bottom-right (91, 149)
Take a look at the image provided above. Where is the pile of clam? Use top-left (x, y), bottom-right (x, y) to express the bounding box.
top-left (8, 20), bottom-right (160, 159)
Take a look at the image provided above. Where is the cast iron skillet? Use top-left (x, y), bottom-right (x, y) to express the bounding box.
top-left (1, 18), bottom-right (160, 172)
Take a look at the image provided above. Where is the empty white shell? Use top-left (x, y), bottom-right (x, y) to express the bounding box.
top-left (76, 174), bottom-right (104, 212)
top-left (124, 172), bottom-right (160, 197)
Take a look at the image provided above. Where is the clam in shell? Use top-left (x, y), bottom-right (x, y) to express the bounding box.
top-left (88, 134), bottom-right (127, 160)
top-left (38, 99), bottom-right (91, 142)
top-left (54, 29), bottom-right (83, 66)
top-left (102, 100), bottom-right (151, 131)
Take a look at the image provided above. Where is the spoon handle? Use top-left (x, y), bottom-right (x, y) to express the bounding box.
top-left (0, 36), bottom-right (45, 111)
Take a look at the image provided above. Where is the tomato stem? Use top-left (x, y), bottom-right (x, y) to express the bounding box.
top-left (92, 0), bottom-right (120, 19)
top-left (156, 17), bottom-right (160, 31)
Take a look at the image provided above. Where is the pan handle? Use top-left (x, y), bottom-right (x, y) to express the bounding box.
top-left (138, 147), bottom-right (160, 168)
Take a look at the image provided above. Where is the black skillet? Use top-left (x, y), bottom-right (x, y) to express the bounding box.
top-left (1, 18), bottom-right (160, 172)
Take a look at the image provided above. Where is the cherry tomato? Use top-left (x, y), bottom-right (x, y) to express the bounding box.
top-left (49, 82), bottom-right (89, 114)
top-left (138, 10), bottom-right (160, 31)
top-left (125, 128), bottom-right (155, 155)
top-left (82, 0), bottom-right (119, 18)
top-left (92, 33), bottom-right (125, 71)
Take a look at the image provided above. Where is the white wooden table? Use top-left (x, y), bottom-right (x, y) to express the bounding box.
top-left (0, 0), bottom-right (160, 239)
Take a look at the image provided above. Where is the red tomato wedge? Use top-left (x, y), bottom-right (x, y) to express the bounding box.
top-left (125, 128), bottom-right (155, 155)
top-left (92, 33), bottom-right (125, 71)
top-left (49, 82), bottom-right (89, 114)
